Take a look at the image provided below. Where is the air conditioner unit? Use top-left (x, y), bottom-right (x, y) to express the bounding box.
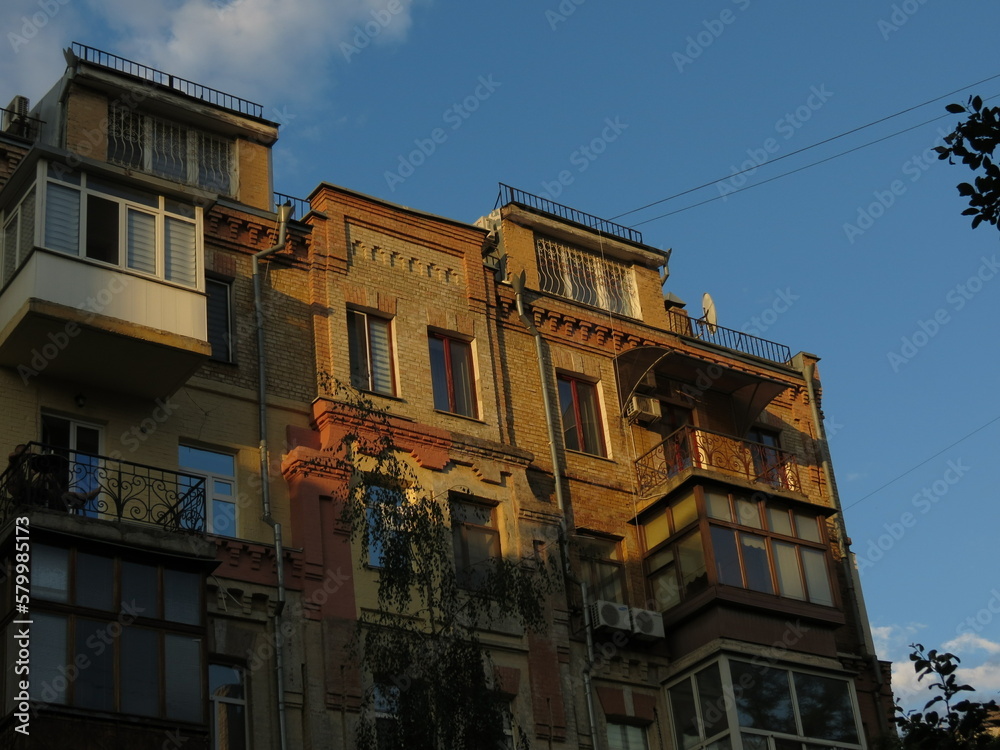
top-left (3, 95), bottom-right (29, 137)
top-left (589, 600), bottom-right (631, 632)
top-left (625, 395), bottom-right (661, 424)
top-left (630, 608), bottom-right (665, 640)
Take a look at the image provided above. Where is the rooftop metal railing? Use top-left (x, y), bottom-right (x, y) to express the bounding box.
top-left (71, 42), bottom-right (264, 119)
top-left (497, 183), bottom-right (644, 244)
top-left (665, 309), bottom-right (792, 365)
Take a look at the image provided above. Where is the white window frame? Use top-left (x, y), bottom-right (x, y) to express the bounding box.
top-left (40, 162), bottom-right (203, 290)
top-left (179, 445), bottom-right (237, 537)
top-left (665, 655), bottom-right (866, 750)
top-left (1, 183), bottom-right (38, 287)
top-left (209, 663), bottom-right (249, 750)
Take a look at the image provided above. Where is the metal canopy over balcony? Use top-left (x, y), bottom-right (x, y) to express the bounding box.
top-left (615, 345), bottom-right (794, 437)
top-left (0, 442), bottom-right (206, 532)
top-left (635, 425), bottom-right (802, 498)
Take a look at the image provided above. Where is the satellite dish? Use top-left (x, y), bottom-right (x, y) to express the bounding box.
top-left (701, 292), bottom-right (718, 334)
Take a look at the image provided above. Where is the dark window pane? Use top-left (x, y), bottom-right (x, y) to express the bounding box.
top-left (76, 552), bottom-right (114, 611)
top-left (122, 561), bottom-right (159, 618)
top-left (121, 627), bottom-right (160, 716)
top-left (428, 336), bottom-right (451, 411)
top-left (740, 534), bottom-right (773, 594)
top-left (165, 634), bottom-right (203, 722)
top-left (448, 339), bottom-right (475, 417)
top-left (575, 380), bottom-right (603, 454)
top-left (558, 377), bottom-right (579, 451)
top-left (179, 445), bottom-right (235, 477)
top-left (32, 544), bottom-right (69, 603)
top-left (710, 527), bottom-right (743, 587)
top-left (209, 664), bottom-right (245, 700)
top-left (347, 310), bottom-right (371, 390)
top-left (164, 569), bottom-right (201, 624)
top-left (696, 662), bottom-right (728, 738)
top-left (793, 672), bottom-right (858, 743)
top-left (30, 613), bottom-right (68, 703)
top-left (207, 280), bottom-right (232, 362)
top-left (669, 677), bottom-right (700, 750)
top-left (214, 701), bottom-right (247, 750)
top-left (650, 562), bottom-right (680, 610)
top-left (730, 660), bottom-right (796, 734)
top-left (75, 618), bottom-right (115, 711)
top-left (86, 195), bottom-right (120, 264)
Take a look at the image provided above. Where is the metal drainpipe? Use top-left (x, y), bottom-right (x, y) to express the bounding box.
top-left (512, 273), bottom-right (602, 750)
top-left (253, 203), bottom-right (292, 750)
top-left (802, 361), bottom-right (889, 736)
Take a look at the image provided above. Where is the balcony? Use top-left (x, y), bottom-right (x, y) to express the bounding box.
top-left (0, 442), bottom-right (206, 533)
top-left (497, 183), bottom-right (643, 244)
top-left (635, 425), bottom-right (801, 497)
top-left (665, 309), bottom-right (791, 365)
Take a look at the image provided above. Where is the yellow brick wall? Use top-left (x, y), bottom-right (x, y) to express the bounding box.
top-left (64, 84), bottom-right (109, 161)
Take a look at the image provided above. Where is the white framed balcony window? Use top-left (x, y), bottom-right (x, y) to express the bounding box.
top-left (41, 164), bottom-right (202, 289)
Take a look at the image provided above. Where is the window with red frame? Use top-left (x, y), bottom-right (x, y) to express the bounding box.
top-left (557, 375), bottom-right (606, 456)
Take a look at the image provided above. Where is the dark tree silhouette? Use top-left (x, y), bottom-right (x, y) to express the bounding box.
top-left (936, 96), bottom-right (1000, 231)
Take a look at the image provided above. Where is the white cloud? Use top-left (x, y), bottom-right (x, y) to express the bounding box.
top-left (85, 0), bottom-right (419, 107)
top-left (943, 633), bottom-right (1000, 656)
top-left (0, 0), bottom-right (85, 103)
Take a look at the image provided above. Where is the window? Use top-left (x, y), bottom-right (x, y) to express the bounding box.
top-left (1, 183), bottom-right (36, 286)
top-left (746, 428), bottom-right (787, 488)
top-left (43, 165), bottom-right (201, 288)
top-left (578, 534), bottom-right (626, 603)
top-left (641, 485), bottom-right (833, 612)
top-left (179, 445), bottom-right (237, 536)
top-left (557, 375), bottom-right (606, 456)
top-left (210, 664), bottom-right (248, 750)
top-left (40, 414), bottom-right (102, 516)
top-left (27, 543), bottom-right (204, 721)
top-left (348, 309), bottom-right (395, 395)
top-left (607, 723), bottom-right (649, 750)
top-left (373, 682), bottom-right (400, 750)
top-left (366, 485), bottom-right (405, 568)
top-left (429, 332), bottom-right (477, 418)
top-left (109, 105), bottom-right (235, 195)
top-left (451, 497), bottom-right (500, 589)
top-left (668, 658), bottom-right (863, 750)
top-left (207, 279), bottom-right (233, 363)
top-left (535, 235), bottom-right (639, 317)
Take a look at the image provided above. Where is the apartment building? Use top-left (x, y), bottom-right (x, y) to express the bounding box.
top-left (0, 44), bottom-right (894, 750)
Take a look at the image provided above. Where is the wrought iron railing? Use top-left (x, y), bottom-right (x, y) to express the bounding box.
top-left (535, 235), bottom-right (639, 318)
top-left (274, 192), bottom-right (311, 221)
top-left (665, 309), bottom-right (791, 365)
top-left (497, 183), bottom-right (643, 244)
top-left (0, 106), bottom-right (43, 141)
top-left (71, 42), bottom-right (264, 119)
top-left (0, 443), bottom-right (206, 532)
top-left (635, 425), bottom-right (801, 497)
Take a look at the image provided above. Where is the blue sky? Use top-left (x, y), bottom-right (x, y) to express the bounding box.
top-left (3, 0), bottom-right (999, 712)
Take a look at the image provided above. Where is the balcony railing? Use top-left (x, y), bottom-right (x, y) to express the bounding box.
top-left (497, 183), bottom-right (644, 244)
top-left (665, 309), bottom-right (791, 365)
top-left (0, 106), bottom-right (43, 141)
top-left (635, 425), bottom-right (801, 497)
top-left (274, 192), bottom-right (311, 221)
top-left (0, 443), bottom-right (206, 532)
top-left (71, 42), bottom-right (264, 119)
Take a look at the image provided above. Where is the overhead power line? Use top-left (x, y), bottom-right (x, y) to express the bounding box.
top-left (609, 71), bottom-right (1000, 225)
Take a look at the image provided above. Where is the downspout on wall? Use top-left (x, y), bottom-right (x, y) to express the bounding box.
top-left (253, 203), bottom-right (292, 750)
top-left (511, 271), bottom-right (603, 750)
top-left (800, 356), bottom-right (889, 737)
